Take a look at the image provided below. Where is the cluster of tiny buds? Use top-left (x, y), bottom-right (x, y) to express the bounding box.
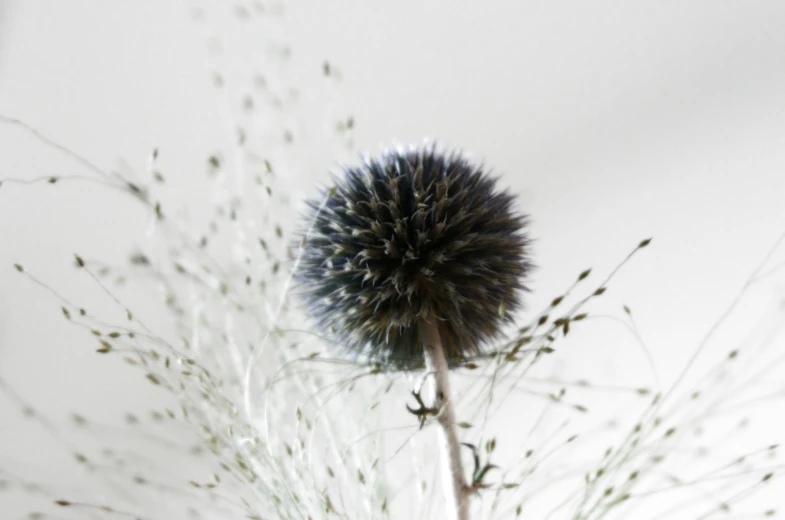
top-left (295, 144), bottom-right (533, 371)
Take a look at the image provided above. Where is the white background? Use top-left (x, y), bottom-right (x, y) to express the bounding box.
top-left (1, 1), bottom-right (785, 518)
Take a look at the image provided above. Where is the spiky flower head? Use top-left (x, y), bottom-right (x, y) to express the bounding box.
top-left (295, 144), bottom-right (532, 371)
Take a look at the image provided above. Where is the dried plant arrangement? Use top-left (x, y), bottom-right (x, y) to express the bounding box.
top-left (1, 4), bottom-right (783, 520)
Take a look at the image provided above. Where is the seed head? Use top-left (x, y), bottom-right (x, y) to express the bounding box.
top-left (295, 145), bottom-right (532, 370)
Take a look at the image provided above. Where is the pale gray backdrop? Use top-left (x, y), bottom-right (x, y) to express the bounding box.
top-left (1, 1), bottom-right (785, 518)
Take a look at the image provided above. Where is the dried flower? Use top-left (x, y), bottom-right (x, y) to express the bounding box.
top-left (295, 144), bottom-right (533, 370)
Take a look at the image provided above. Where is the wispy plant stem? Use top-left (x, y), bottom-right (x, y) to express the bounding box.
top-left (420, 319), bottom-right (470, 520)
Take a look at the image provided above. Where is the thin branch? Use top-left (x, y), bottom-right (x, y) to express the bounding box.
top-left (420, 319), bottom-right (470, 520)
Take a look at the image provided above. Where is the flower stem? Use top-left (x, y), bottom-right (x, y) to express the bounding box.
top-left (420, 319), bottom-right (470, 520)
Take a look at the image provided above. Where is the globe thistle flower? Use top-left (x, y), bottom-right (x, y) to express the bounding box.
top-left (295, 144), bottom-right (533, 371)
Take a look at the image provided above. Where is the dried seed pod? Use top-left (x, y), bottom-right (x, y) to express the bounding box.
top-left (295, 144), bottom-right (533, 370)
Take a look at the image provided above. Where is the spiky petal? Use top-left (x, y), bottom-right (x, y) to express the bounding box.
top-left (295, 145), bottom-right (532, 370)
